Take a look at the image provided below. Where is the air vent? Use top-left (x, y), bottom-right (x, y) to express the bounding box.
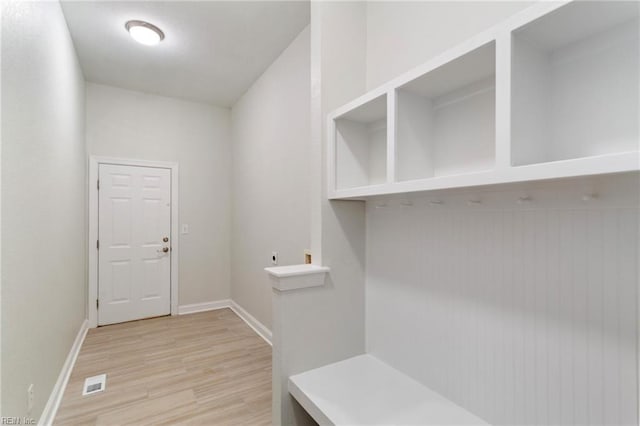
top-left (82, 374), bottom-right (106, 396)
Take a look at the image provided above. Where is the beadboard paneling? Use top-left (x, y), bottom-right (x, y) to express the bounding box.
top-left (365, 176), bottom-right (639, 426)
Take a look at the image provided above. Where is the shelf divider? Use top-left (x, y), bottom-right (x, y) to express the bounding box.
top-left (495, 32), bottom-right (512, 171)
top-left (387, 89), bottom-right (397, 184)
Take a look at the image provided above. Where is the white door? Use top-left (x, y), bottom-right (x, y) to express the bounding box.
top-left (98, 164), bottom-right (172, 325)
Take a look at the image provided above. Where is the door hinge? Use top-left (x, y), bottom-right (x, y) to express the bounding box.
top-left (97, 240), bottom-right (99, 250)
top-left (96, 299), bottom-right (99, 309)
top-left (97, 179), bottom-right (100, 190)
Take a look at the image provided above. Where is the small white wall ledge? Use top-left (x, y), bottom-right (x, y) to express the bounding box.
top-left (265, 264), bottom-right (330, 291)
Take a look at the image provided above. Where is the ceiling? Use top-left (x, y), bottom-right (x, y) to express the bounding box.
top-left (60, 1), bottom-right (310, 107)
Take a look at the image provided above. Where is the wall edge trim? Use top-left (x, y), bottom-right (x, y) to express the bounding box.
top-left (177, 299), bottom-right (232, 315)
top-left (39, 319), bottom-right (89, 426)
top-left (229, 301), bottom-right (273, 346)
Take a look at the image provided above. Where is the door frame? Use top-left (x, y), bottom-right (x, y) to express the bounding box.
top-left (88, 156), bottom-right (179, 328)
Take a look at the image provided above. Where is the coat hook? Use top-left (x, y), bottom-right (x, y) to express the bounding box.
top-left (375, 203), bottom-right (388, 209)
top-left (517, 196), bottom-right (532, 205)
top-left (582, 193), bottom-right (598, 202)
top-left (467, 199), bottom-right (482, 206)
top-left (400, 200), bottom-right (413, 207)
top-left (429, 200), bottom-right (443, 206)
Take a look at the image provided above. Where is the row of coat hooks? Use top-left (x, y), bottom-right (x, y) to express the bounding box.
top-left (373, 192), bottom-right (600, 209)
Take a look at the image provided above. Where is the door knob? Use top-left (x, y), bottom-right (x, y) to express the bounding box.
top-left (162, 247), bottom-right (169, 253)
top-left (163, 237), bottom-right (169, 242)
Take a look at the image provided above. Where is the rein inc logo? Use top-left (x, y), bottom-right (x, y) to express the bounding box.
top-left (1, 418), bottom-right (36, 425)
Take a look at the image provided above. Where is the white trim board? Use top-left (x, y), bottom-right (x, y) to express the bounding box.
top-left (39, 319), bottom-right (89, 426)
top-left (178, 300), bottom-right (231, 315)
top-left (177, 299), bottom-right (273, 346)
top-left (88, 156), bottom-right (180, 328)
top-left (229, 301), bottom-right (272, 346)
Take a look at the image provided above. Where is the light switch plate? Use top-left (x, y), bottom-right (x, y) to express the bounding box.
top-left (181, 224), bottom-right (189, 234)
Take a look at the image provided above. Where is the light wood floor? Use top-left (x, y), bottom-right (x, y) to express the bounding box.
top-left (55, 309), bottom-right (271, 425)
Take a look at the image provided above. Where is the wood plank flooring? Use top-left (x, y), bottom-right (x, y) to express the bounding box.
top-left (55, 309), bottom-right (271, 425)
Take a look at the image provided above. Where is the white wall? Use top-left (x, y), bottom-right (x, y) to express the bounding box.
top-left (1, 0), bottom-right (86, 418)
top-left (230, 26), bottom-right (311, 330)
top-left (365, 1), bottom-right (533, 89)
top-left (366, 176), bottom-right (639, 426)
top-left (86, 83), bottom-right (231, 306)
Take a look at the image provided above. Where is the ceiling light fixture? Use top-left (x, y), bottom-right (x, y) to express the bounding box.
top-left (125, 20), bottom-right (164, 46)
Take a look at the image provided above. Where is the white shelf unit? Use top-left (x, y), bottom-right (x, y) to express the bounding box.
top-left (511, 1), bottom-right (639, 166)
top-left (328, 1), bottom-right (640, 200)
top-left (396, 42), bottom-right (496, 181)
top-left (333, 93), bottom-right (389, 190)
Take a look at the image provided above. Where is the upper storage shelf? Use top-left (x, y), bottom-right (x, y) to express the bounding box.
top-left (334, 94), bottom-right (388, 190)
top-left (328, 0), bottom-right (639, 200)
top-left (397, 42), bottom-right (496, 181)
top-left (512, 1), bottom-right (639, 166)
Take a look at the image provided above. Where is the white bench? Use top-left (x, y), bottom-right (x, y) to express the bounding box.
top-left (289, 354), bottom-right (488, 426)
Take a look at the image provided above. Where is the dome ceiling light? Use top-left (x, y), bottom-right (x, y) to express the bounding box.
top-left (125, 20), bottom-right (165, 46)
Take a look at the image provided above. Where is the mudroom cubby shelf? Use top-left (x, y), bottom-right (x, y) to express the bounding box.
top-left (396, 42), bottom-right (496, 181)
top-left (511, 1), bottom-right (639, 166)
top-left (333, 92), bottom-right (389, 190)
top-left (327, 0), bottom-right (639, 200)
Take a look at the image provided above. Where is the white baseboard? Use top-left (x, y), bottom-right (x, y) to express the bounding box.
top-left (178, 299), bottom-right (231, 315)
top-left (229, 301), bottom-right (272, 346)
top-left (39, 319), bottom-right (89, 426)
top-left (179, 299), bottom-right (272, 346)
